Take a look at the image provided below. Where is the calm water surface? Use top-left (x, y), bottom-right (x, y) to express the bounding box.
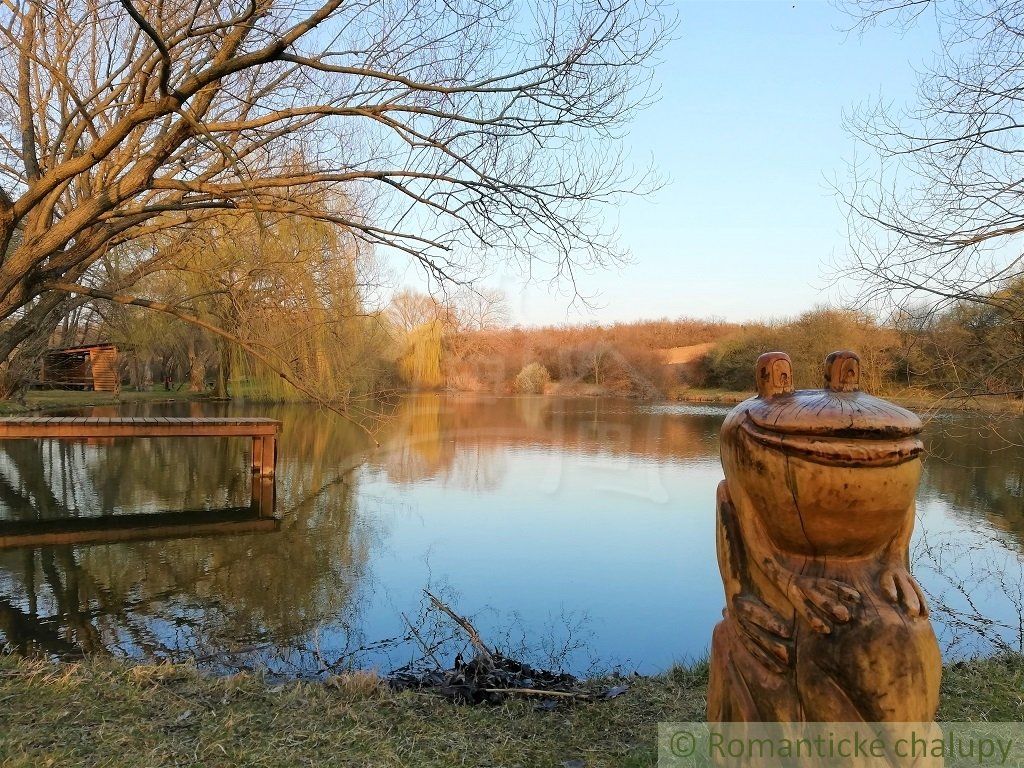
top-left (0, 395), bottom-right (1021, 675)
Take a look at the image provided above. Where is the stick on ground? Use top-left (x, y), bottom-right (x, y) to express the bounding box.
top-left (423, 590), bottom-right (495, 667)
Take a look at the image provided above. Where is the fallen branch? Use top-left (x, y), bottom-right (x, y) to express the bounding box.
top-left (387, 595), bottom-right (608, 706)
top-left (483, 687), bottom-right (580, 698)
top-left (423, 589), bottom-right (495, 667)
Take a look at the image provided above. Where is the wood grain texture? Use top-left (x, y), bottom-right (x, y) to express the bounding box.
top-left (0, 416), bottom-right (281, 438)
top-left (707, 350), bottom-right (941, 723)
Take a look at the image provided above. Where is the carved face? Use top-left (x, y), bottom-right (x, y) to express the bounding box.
top-left (720, 387), bottom-right (924, 558)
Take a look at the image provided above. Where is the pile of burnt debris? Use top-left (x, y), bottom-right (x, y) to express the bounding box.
top-left (387, 591), bottom-right (628, 707)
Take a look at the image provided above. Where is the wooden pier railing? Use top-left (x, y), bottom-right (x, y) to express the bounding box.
top-left (0, 416), bottom-right (280, 476)
top-left (0, 416), bottom-right (281, 548)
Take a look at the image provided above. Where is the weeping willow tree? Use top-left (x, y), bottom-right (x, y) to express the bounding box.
top-left (385, 287), bottom-right (511, 390)
top-left (92, 200), bottom-right (396, 406)
top-left (232, 312), bottom-right (396, 401)
top-left (386, 290), bottom-right (450, 389)
top-left (99, 299), bottom-right (195, 389)
top-left (218, 212), bottom-right (394, 401)
top-left (395, 319), bottom-right (445, 389)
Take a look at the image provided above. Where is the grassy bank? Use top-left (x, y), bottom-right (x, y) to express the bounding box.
top-left (669, 386), bottom-right (1024, 415)
top-left (667, 387), bottom-right (753, 406)
top-left (2, 654), bottom-right (1022, 767)
top-left (0, 388), bottom-right (210, 415)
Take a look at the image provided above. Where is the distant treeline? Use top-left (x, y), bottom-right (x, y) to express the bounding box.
top-left (73, 275), bottom-right (1022, 404)
top-left (444, 297), bottom-right (1024, 402)
top-left (697, 310), bottom-right (898, 393)
top-left (445, 317), bottom-right (737, 397)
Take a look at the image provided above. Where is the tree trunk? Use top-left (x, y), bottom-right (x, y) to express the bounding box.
top-left (215, 341), bottom-right (231, 399)
top-left (187, 338), bottom-right (206, 392)
top-left (0, 366), bottom-right (22, 400)
top-left (0, 293), bottom-right (72, 363)
top-left (0, 292), bottom-right (81, 399)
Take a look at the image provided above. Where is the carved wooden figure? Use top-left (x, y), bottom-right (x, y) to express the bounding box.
top-left (707, 351), bottom-right (941, 722)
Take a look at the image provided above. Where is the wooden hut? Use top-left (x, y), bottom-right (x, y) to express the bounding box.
top-left (40, 343), bottom-right (119, 391)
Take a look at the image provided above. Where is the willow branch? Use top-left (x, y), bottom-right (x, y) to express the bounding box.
top-left (41, 280), bottom-right (379, 446)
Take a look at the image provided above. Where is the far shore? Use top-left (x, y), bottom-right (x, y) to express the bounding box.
top-left (668, 386), bottom-right (1024, 415)
top-left (2, 383), bottom-right (1022, 418)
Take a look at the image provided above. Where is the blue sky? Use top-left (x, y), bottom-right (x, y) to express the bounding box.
top-left (404, 1), bottom-right (941, 326)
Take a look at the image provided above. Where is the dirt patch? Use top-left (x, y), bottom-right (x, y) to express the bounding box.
top-left (658, 343), bottom-right (715, 366)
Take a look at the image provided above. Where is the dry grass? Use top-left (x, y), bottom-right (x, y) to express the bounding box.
top-left (657, 343), bottom-right (716, 366)
top-left (325, 669), bottom-right (384, 698)
top-left (2, 654), bottom-right (1022, 767)
top-left (0, 656), bottom-right (708, 768)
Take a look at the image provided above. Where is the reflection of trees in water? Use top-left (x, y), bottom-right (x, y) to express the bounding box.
top-left (912, 529), bottom-right (1024, 656)
top-left (0, 407), bottom-right (375, 664)
top-left (913, 419), bottom-right (1024, 656)
top-left (0, 395), bottom-right (725, 668)
top-left (376, 395), bottom-right (457, 486)
top-left (3, 396), bottom-right (1021, 671)
top-left (921, 419), bottom-right (1024, 548)
top-left (372, 394), bottom-right (722, 491)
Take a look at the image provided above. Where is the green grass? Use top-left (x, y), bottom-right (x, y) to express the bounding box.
top-left (2, 654), bottom-right (1021, 767)
top-left (0, 388), bottom-right (210, 414)
top-left (938, 655), bottom-right (1024, 721)
top-left (667, 387), bottom-right (753, 405)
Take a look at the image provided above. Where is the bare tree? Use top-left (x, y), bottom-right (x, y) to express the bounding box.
top-left (386, 289), bottom-right (446, 336)
top-left (837, 0), bottom-right (1024, 399)
top-left (0, 0), bottom-right (672, 388)
top-left (451, 286), bottom-right (511, 333)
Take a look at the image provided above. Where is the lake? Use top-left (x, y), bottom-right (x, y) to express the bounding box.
top-left (0, 394), bottom-right (1022, 676)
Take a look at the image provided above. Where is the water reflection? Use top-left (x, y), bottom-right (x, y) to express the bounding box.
top-left (0, 395), bottom-right (1020, 673)
top-left (920, 418), bottom-right (1024, 543)
top-left (0, 404), bottom-right (370, 668)
top-left (0, 505), bottom-right (278, 549)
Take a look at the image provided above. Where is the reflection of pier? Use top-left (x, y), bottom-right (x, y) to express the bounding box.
top-left (0, 487), bottom-right (278, 549)
top-left (0, 416), bottom-right (281, 548)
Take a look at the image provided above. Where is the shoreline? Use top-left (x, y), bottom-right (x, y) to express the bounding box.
top-left (2, 653), bottom-right (1021, 767)
top-left (0, 388), bottom-right (211, 415)
top-left (667, 387), bottom-right (1024, 415)
top-left (1, 385), bottom-right (1021, 420)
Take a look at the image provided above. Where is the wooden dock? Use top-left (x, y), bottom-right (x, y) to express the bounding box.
top-left (0, 416), bottom-right (282, 548)
top-left (0, 416), bottom-right (281, 477)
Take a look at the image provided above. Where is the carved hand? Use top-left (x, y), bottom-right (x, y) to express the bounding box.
top-left (787, 575), bottom-right (861, 634)
top-left (879, 567), bottom-right (929, 617)
top-left (732, 595), bottom-right (792, 673)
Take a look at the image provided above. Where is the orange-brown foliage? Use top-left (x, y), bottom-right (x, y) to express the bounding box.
top-left (446, 317), bottom-right (737, 395)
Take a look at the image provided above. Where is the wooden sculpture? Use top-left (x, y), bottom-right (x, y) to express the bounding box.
top-left (707, 351), bottom-right (941, 722)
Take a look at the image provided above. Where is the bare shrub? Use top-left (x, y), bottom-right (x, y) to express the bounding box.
top-left (513, 363), bottom-right (551, 394)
